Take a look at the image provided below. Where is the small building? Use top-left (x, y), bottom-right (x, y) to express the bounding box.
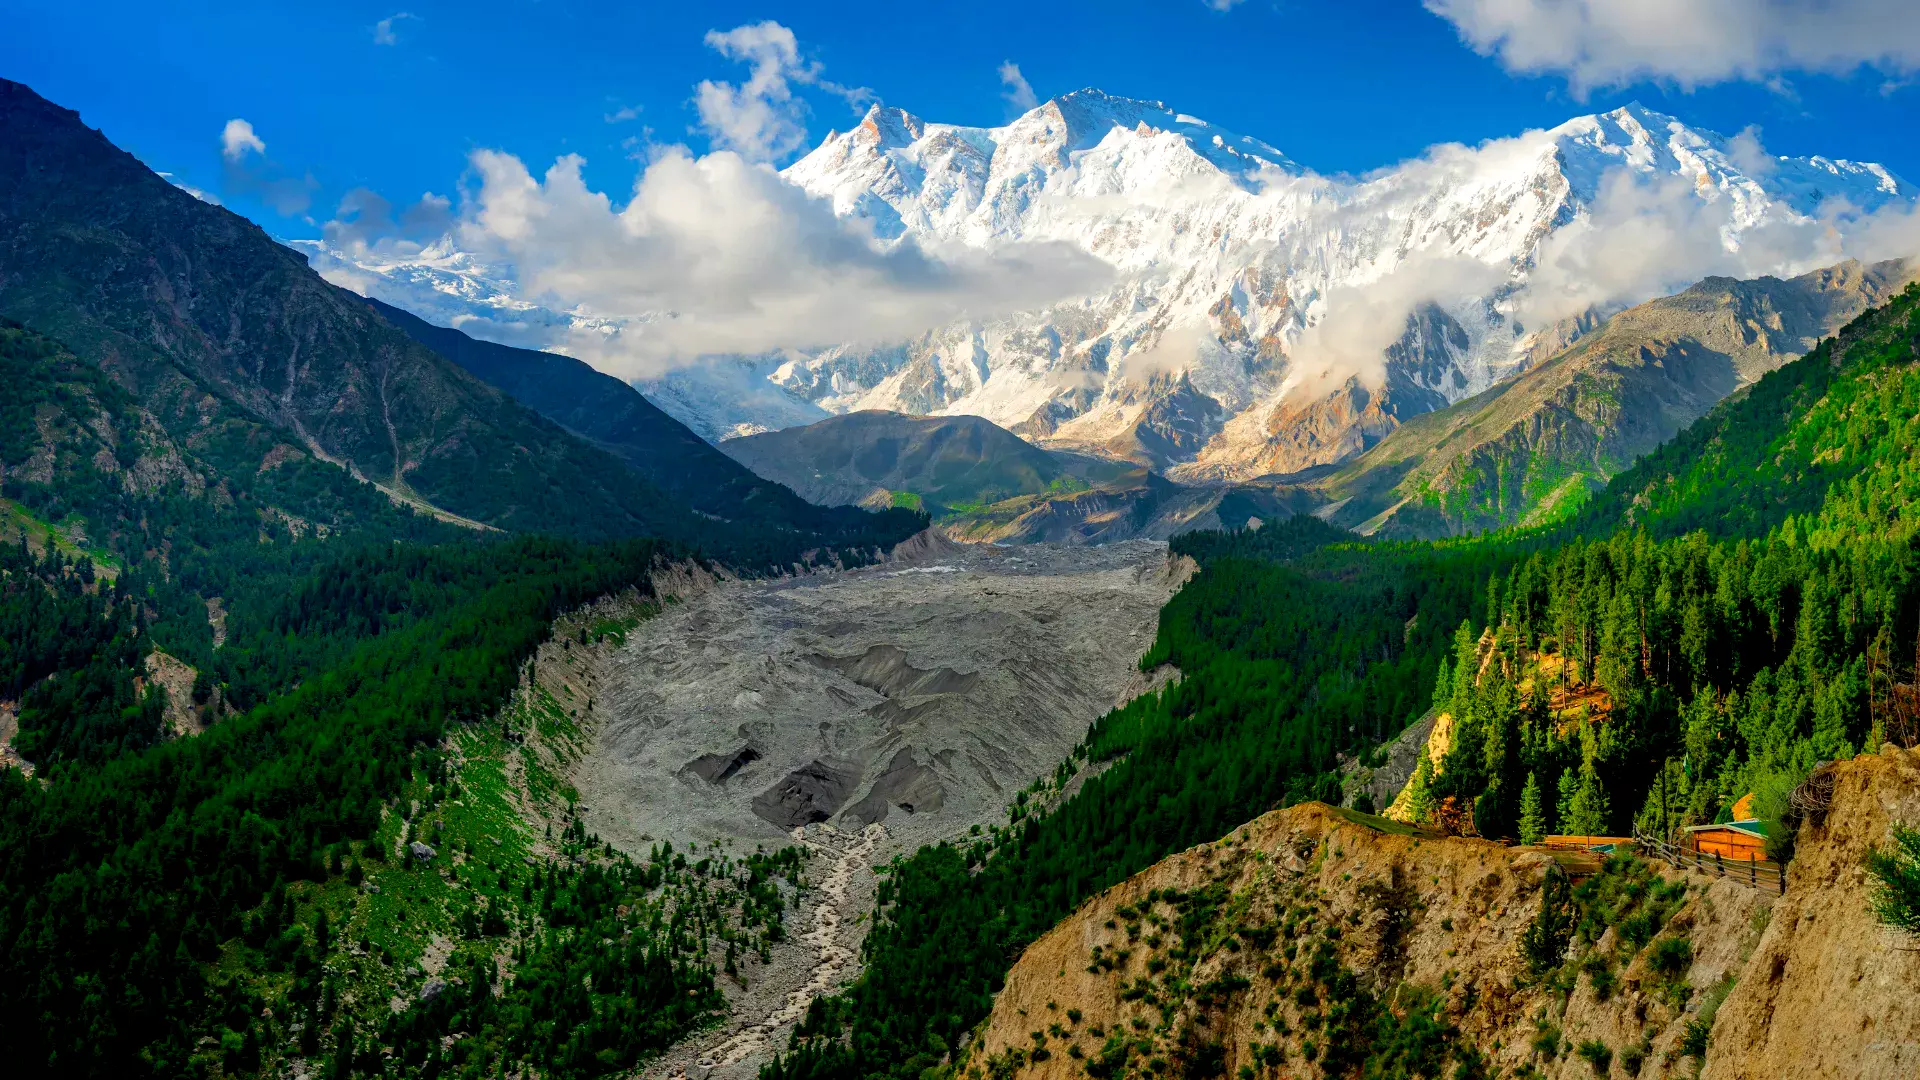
top-left (1684, 819), bottom-right (1769, 862)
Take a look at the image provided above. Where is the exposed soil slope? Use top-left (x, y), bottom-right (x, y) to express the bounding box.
top-left (970, 748), bottom-right (1920, 1079)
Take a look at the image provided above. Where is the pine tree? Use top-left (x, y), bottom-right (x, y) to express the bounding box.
top-left (1555, 765), bottom-right (1578, 834)
top-left (1403, 756), bottom-right (1436, 824)
top-left (1519, 772), bottom-right (1546, 844)
top-left (1567, 759), bottom-right (1610, 837)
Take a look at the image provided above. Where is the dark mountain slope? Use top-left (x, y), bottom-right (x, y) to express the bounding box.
top-left (722, 409), bottom-right (1129, 514)
top-left (362, 296), bottom-right (893, 541)
top-left (1318, 259), bottom-right (1912, 538)
top-left (0, 79), bottom-right (694, 542)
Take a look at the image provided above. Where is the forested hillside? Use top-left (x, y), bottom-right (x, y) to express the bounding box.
top-left (366, 297), bottom-right (900, 548)
top-left (0, 79), bottom-right (921, 555)
top-left (762, 281), bottom-right (1920, 1080)
top-left (1318, 259), bottom-right (1911, 539)
top-left (0, 302), bottom-right (914, 1077)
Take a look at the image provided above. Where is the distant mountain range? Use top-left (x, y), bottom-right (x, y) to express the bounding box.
top-left (297, 90), bottom-right (1914, 480)
top-left (731, 257), bottom-right (1911, 543)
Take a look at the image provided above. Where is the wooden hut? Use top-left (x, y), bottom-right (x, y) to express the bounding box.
top-left (1683, 819), bottom-right (1768, 862)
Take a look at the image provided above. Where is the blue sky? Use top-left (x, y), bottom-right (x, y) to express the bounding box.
top-left (4, 1), bottom-right (1916, 238)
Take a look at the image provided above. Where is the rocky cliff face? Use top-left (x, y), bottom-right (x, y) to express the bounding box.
top-left (967, 747), bottom-right (1920, 1079)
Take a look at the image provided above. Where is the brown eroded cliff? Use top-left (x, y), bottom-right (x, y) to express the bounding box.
top-left (966, 747), bottom-right (1920, 1080)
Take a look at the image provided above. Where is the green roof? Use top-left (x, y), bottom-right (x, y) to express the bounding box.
top-left (1685, 818), bottom-right (1769, 838)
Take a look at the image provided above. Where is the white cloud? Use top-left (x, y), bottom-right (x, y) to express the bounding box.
top-left (445, 146), bottom-right (1111, 375)
top-left (604, 103), bottom-right (643, 124)
top-left (219, 118), bottom-right (316, 214)
top-left (694, 21), bottom-right (867, 163)
top-left (220, 118), bottom-right (265, 162)
top-left (1289, 254), bottom-right (1511, 394)
top-left (372, 12), bottom-right (418, 46)
top-left (1517, 162), bottom-right (1920, 330)
top-left (1204, 0), bottom-right (1249, 10)
top-left (999, 61), bottom-right (1038, 113)
top-left (1427, 0), bottom-right (1920, 91)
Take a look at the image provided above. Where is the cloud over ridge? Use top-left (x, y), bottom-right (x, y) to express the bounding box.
top-left (1426, 0), bottom-right (1920, 90)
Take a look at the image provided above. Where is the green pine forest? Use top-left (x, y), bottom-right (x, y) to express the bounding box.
top-left (758, 282), bottom-right (1920, 1080)
top-left (3, 267), bottom-right (1920, 1080)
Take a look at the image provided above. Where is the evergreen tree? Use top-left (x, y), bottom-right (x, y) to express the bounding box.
top-left (1555, 765), bottom-right (1579, 834)
top-left (1404, 756), bottom-right (1437, 824)
top-left (1567, 758), bottom-right (1610, 837)
top-left (1518, 772), bottom-right (1546, 844)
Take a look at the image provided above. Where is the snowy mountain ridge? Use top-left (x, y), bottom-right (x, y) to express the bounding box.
top-left (295, 91), bottom-right (1914, 470)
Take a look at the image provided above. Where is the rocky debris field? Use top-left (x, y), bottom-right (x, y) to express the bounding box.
top-left (567, 534), bottom-right (1191, 1078)
top-left (574, 535), bottom-right (1189, 857)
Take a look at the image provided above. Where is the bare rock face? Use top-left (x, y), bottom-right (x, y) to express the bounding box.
top-left (573, 539), bottom-right (1191, 855)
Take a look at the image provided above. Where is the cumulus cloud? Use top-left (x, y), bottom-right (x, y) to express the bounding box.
top-left (220, 119), bottom-right (265, 162)
top-left (321, 187), bottom-right (453, 253)
top-left (694, 21), bottom-right (867, 163)
top-left (1426, 0), bottom-right (1920, 91)
top-left (372, 12), bottom-right (418, 46)
top-left (446, 147), bottom-right (1111, 374)
top-left (999, 61), bottom-right (1039, 113)
top-left (218, 118), bottom-right (316, 214)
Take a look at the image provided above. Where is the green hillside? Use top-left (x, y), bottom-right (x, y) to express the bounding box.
top-left (0, 77), bottom-right (922, 1080)
top-left (1319, 260), bottom-right (1911, 539)
top-left (721, 410), bottom-right (1130, 516)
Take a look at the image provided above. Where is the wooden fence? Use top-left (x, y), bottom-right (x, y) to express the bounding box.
top-left (1633, 827), bottom-right (1785, 895)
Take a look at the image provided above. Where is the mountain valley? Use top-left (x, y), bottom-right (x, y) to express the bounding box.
top-left (2, 41), bottom-right (1920, 1080)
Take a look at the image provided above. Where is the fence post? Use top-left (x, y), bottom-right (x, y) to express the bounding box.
top-left (1749, 857), bottom-right (1755, 887)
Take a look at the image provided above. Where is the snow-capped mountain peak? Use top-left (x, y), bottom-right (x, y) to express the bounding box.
top-left (293, 93), bottom-right (1915, 461)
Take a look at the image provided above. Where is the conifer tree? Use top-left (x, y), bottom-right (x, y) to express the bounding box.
top-left (1567, 758), bottom-right (1609, 837)
top-left (1404, 756), bottom-right (1436, 824)
top-left (1555, 765), bottom-right (1578, 834)
top-left (1519, 772), bottom-right (1546, 844)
